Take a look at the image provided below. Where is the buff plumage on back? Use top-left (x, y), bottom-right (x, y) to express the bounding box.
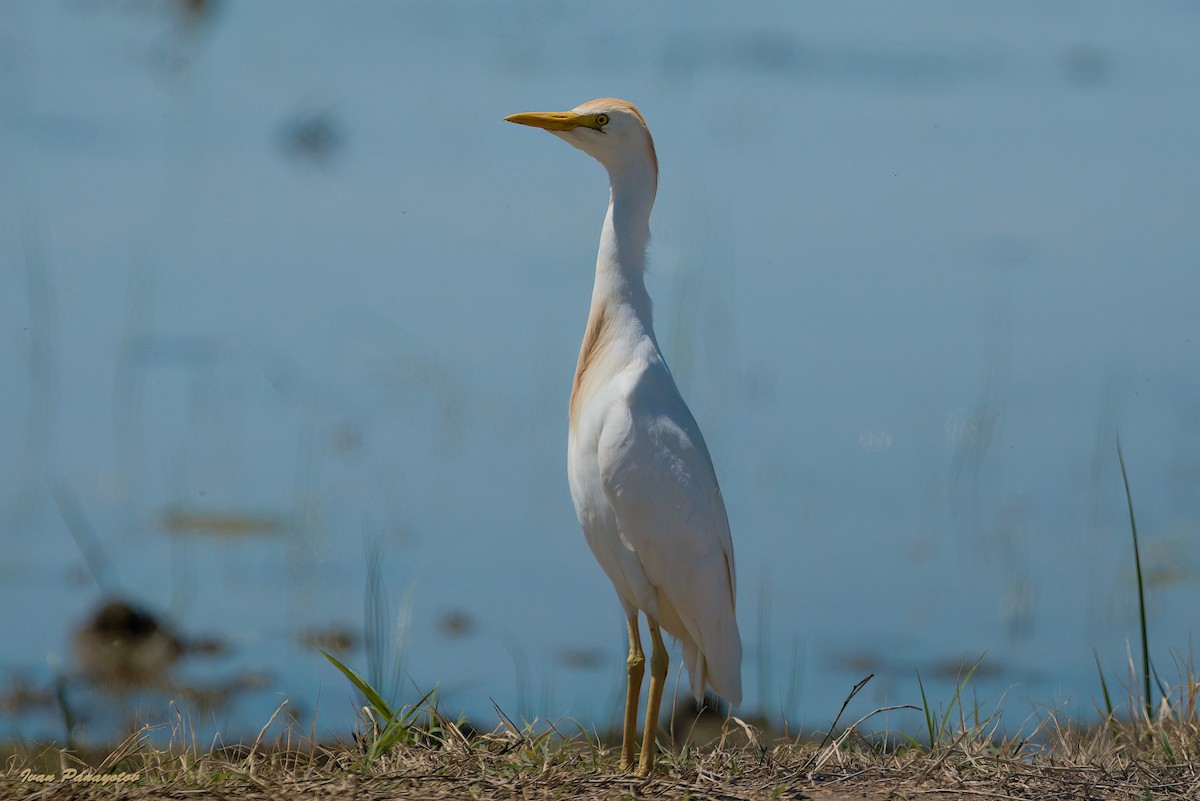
top-left (569, 300), bottom-right (615, 429)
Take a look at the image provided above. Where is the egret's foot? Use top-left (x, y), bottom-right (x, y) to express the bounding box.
top-left (635, 748), bottom-right (656, 777)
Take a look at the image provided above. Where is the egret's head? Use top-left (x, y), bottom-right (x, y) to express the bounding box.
top-left (505, 98), bottom-right (658, 186)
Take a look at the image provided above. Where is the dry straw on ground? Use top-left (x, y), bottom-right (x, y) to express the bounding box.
top-left (4, 704), bottom-right (1200, 801)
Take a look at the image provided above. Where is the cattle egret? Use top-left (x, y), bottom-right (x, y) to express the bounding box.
top-left (506, 99), bottom-right (742, 775)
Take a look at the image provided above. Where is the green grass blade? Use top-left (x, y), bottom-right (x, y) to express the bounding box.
top-left (917, 671), bottom-right (935, 750)
top-left (1117, 436), bottom-right (1153, 722)
top-left (940, 654), bottom-right (984, 742)
top-left (1093, 648), bottom-right (1123, 743)
top-left (321, 650), bottom-right (396, 722)
top-left (402, 685), bottom-right (441, 728)
top-left (1094, 649), bottom-right (1114, 718)
top-left (369, 718), bottom-right (410, 760)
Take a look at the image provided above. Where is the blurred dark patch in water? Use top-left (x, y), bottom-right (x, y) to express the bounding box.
top-left (557, 647), bottom-right (605, 670)
top-left (437, 609), bottom-right (474, 639)
top-left (831, 650), bottom-right (1007, 684)
top-left (279, 109), bottom-right (345, 165)
top-left (660, 31), bottom-right (1004, 85)
top-left (670, 691), bottom-right (732, 741)
top-left (184, 634), bottom-right (228, 657)
top-left (830, 650), bottom-right (884, 675)
top-left (160, 507), bottom-right (284, 537)
top-left (57, 597), bottom-right (263, 744)
top-left (925, 655), bottom-right (1004, 681)
top-left (1143, 537), bottom-right (1192, 589)
top-left (297, 626), bottom-right (357, 654)
top-left (1062, 43), bottom-right (1114, 89)
top-left (65, 0), bottom-right (222, 75)
top-left (72, 599), bottom-right (183, 688)
top-left (331, 419), bottom-right (364, 456)
top-left (0, 674), bottom-right (54, 717)
top-left (979, 234), bottom-right (1039, 273)
top-left (179, 0), bottom-right (217, 23)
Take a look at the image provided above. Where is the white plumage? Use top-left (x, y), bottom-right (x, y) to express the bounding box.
top-left (506, 98), bottom-right (741, 775)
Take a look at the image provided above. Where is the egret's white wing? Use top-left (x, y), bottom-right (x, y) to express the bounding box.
top-left (597, 364), bottom-right (742, 704)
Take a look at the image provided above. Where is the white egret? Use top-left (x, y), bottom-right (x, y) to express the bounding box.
top-left (506, 99), bottom-right (742, 775)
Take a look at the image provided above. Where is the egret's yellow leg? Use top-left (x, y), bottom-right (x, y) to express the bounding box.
top-left (637, 621), bottom-right (668, 776)
top-left (621, 612), bottom-right (645, 772)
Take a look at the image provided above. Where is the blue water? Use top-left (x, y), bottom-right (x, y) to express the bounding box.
top-left (2, 1), bottom-right (1199, 744)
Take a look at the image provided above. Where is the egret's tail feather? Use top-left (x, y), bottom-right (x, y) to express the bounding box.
top-left (679, 628), bottom-right (742, 707)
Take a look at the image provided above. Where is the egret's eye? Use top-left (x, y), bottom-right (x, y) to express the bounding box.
top-left (595, 114), bottom-right (609, 126)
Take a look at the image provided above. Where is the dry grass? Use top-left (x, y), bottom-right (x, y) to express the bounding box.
top-left (4, 701), bottom-right (1200, 801)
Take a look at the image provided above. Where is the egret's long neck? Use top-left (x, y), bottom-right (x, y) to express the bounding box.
top-left (591, 168), bottom-right (656, 326)
top-left (570, 160), bottom-right (658, 427)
